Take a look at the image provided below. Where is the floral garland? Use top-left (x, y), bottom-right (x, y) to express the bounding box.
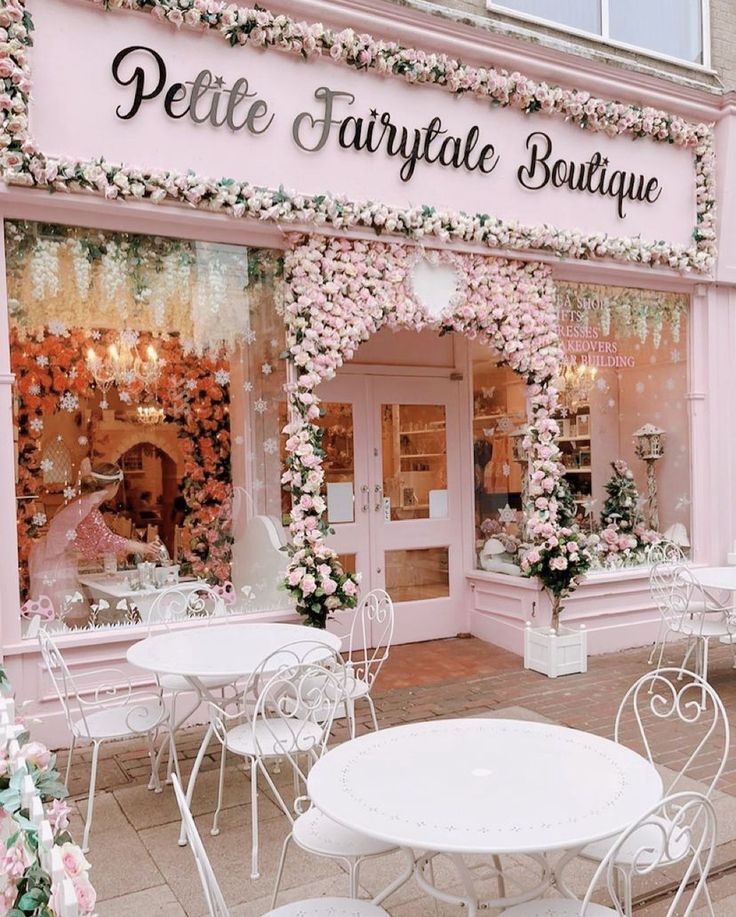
top-left (0, 1), bottom-right (716, 272)
top-left (12, 327), bottom-right (233, 601)
top-left (282, 236), bottom-right (588, 626)
top-left (0, 667), bottom-right (96, 916)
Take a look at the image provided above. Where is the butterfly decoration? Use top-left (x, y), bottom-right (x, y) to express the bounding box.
top-left (482, 427), bottom-right (495, 438)
top-left (481, 386), bottom-right (496, 400)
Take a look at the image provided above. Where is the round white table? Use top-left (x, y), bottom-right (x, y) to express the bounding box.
top-left (308, 718), bottom-right (662, 912)
top-left (128, 622), bottom-right (342, 843)
top-left (694, 566), bottom-right (736, 591)
top-left (127, 621), bottom-right (340, 681)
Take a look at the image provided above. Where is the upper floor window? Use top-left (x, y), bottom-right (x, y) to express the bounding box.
top-left (489, 0), bottom-right (707, 66)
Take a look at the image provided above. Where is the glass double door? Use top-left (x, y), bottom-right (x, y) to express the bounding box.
top-left (318, 374), bottom-right (463, 645)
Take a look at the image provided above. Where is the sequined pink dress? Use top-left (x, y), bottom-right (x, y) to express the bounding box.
top-left (29, 491), bottom-right (129, 615)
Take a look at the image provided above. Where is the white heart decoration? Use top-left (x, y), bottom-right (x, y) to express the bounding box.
top-left (410, 258), bottom-right (460, 319)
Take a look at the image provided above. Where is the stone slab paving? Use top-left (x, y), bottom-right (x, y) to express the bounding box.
top-left (51, 637), bottom-right (736, 915)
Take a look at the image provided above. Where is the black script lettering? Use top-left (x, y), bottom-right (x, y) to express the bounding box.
top-left (164, 83), bottom-right (189, 119)
top-left (644, 177), bottom-right (662, 204)
top-left (111, 46), bottom-right (274, 136)
top-left (333, 107), bottom-right (500, 183)
top-left (112, 46), bottom-right (167, 120)
top-left (293, 87), bottom-right (355, 152)
top-left (517, 131), bottom-right (551, 190)
top-left (517, 131), bottom-right (662, 219)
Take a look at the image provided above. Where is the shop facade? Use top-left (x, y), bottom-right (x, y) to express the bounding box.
top-left (1, 0), bottom-right (735, 742)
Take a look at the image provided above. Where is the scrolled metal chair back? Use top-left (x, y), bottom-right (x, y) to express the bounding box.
top-left (649, 547), bottom-right (686, 625)
top-left (615, 668), bottom-right (729, 798)
top-left (249, 641), bottom-right (346, 768)
top-left (146, 584), bottom-right (226, 630)
top-left (38, 627), bottom-right (80, 736)
top-left (171, 774), bottom-right (230, 917)
top-left (347, 589), bottom-right (394, 686)
top-left (38, 627), bottom-right (166, 740)
top-left (582, 791), bottom-right (716, 917)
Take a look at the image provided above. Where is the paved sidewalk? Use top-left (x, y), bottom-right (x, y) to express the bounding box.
top-left (54, 637), bottom-right (736, 915)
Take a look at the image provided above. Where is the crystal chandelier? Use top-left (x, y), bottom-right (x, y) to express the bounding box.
top-left (86, 332), bottom-right (160, 408)
top-left (556, 362), bottom-right (598, 412)
top-left (136, 403), bottom-right (165, 425)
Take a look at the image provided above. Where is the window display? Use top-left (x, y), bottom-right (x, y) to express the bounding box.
top-left (7, 220), bottom-right (287, 634)
top-left (473, 282), bottom-right (691, 572)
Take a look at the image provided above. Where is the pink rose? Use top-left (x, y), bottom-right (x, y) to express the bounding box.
top-left (60, 842), bottom-right (90, 878)
top-left (73, 875), bottom-right (97, 914)
top-left (20, 741), bottom-right (51, 770)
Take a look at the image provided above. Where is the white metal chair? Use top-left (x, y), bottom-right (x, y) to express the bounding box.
top-left (173, 771), bottom-right (390, 917)
top-left (647, 541), bottom-right (685, 665)
top-left (581, 669), bottom-right (727, 914)
top-left (662, 567), bottom-right (736, 684)
top-left (341, 589), bottom-right (394, 737)
top-left (38, 627), bottom-right (169, 852)
top-left (172, 772), bottom-right (230, 917)
top-left (502, 791), bottom-right (716, 916)
top-left (208, 640), bottom-right (347, 880)
top-left (144, 584), bottom-right (232, 787)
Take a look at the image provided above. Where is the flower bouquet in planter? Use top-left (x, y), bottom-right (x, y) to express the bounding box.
top-left (521, 470), bottom-right (595, 676)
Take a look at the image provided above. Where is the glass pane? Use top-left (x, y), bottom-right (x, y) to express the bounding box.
top-left (497, 0), bottom-right (601, 33)
top-left (381, 404), bottom-right (447, 522)
top-left (556, 282), bottom-right (691, 568)
top-left (610, 0), bottom-right (702, 62)
top-left (472, 348), bottom-right (526, 574)
top-left (385, 547), bottom-right (449, 603)
top-left (321, 403), bottom-right (355, 524)
top-left (7, 219), bottom-right (288, 634)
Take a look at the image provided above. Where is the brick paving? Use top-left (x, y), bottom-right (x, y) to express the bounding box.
top-left (53, 636), bottom-right (736, 914)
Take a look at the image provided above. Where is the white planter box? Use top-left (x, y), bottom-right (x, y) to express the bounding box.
top-left (524, 622), bottom-right (587, 678)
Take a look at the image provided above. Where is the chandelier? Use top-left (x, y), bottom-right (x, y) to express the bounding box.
top-left (137, 403), bottom-right (165, 426)
top-left (86, 332), bottom-right (160, 409)
top-left (556, 362), bottom-right (598, 412)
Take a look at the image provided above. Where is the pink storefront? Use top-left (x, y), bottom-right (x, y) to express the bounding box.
top-left (1, 0), bottom-right (735, 743)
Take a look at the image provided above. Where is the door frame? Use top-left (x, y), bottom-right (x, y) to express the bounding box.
top-left (320, 335), bottom-right (476, 644)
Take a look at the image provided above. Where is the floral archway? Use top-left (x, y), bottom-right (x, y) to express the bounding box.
top-left (281, 236), bottom-right (592, 628)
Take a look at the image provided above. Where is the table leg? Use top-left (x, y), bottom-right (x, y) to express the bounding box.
top-left (372, 848), bottom-right (415, 906)
top-left (178, 722), bottom-right (214, 846)
top-left (552, 846), bottom-right (586, 898)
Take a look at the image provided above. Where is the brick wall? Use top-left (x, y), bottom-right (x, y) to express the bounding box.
top-left (386, 0), bottom-right (735, 94)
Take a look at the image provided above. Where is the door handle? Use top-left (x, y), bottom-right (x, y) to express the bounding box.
top-left (360, 484), bottom-right (369, 513)
top-left (374, 484), bottom-right (383, 513)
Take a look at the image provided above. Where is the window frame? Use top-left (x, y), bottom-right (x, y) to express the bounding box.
top-left (487, 0), bottom-right (712, 71)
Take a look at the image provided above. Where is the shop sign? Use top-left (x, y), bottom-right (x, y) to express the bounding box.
top-left (26, 0), bottom-right (698, 249)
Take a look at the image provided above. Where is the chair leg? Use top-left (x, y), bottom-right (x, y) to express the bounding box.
top-left (347, 696), bottom-right (356, 740)
top-left (678, 636), bottom-right (696, 679)
top-left (166, 693), bottom-right (179, 784)
top-left (211, 743), bottom-right (227, 836)
top-left (647, 620), bottom-right (666, 665)
top-left (146, 731), bottom-right (162, 794)
top-left (250, 757), bottom-right (260, 880)
top-left (64, 735), bottom-right (76, 788)
top-left (492, 854), bottom-right (506, 900)
top-left (81, 740), bottom-right (101, 853)
top-left (348, 858), bottom-right (360, 898)
top-left (271, 832), bottom-right (293, 909)
top-left (365, 695), bottom-right (380, 733)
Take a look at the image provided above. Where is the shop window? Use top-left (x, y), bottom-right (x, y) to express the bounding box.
top-left (7, 220), bottom-right (288, 635)
top-left (489, 0), bottom-right (706, 65)
top-left (473, 283), bottom-right (691, 574)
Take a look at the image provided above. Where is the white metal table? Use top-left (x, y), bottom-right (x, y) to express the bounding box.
top-left (308, 718), bottom-right (662, 913)
top-left (694, 566), bottom-right (736, 591)
top-left (128, 622), bottom-right (342, 843)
